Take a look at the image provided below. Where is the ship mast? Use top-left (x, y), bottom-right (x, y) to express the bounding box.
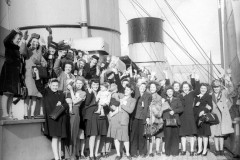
top-left (218, 0), bottom-right (225, 69)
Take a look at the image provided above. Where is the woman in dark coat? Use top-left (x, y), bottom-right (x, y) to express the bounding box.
top-left (0, 29), bottom-right (23, 120)
top-left (83, 78), bottom-right (108, 160)
top-left (193, 83), bottom-right (213, 156)
top-left (34, 68), bottom-right (68, 160)
top-left (162, 86), bottom-right (183, 156)
top-left (179, 77), bottom-right (199, 156)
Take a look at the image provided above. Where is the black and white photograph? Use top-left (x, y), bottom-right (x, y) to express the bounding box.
top-left (0, 0), bottom-right (240, 160)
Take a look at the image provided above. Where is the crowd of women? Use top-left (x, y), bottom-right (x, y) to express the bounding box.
top-left (0, 28), bottom-right (240, 160)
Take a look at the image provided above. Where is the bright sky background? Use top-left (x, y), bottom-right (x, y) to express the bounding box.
top-left (119, 0), bottom-right (221, 65)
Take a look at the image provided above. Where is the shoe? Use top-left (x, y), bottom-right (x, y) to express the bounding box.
top-left (131, 155), bottom-right (138, 158)
top-left (166, 154), bottom-right (170, 157)
top-left (70, 155), bottom-right (77, 160)
top-left (196, 150), bottom-right (202, 156)
top-left (215, 150), bottom-right (220, 156)
top-left (31, 116), bottom-right (35, 119)
top-left (115, 156), bottom-right (121, 160)
top-left (162, 152), bottom-right (165, 155)
top-left (156, 151), bottom-right (161, 156)
top-left (126, 156), bottom-right (132, 160)
top-left (202, 151), bottom-right (208, 156)
top-left (140, 154), bottom-right (147, 158)
top-left (24, 116), bottom-right (28, 119)
top-left (89, 157), bottom-right (95, 160)
top-left (104, 153), bottom-right (109, 158)
top-left (149, 153), bottom-right (154, 157)
top-left (190, 152), bottom-right (194, 156)
top-left (220, 150), bottom-right (224, 156)
top-left (95, 155), bottom-right (101, 160)
top-left (180, 151), bottom-right (186, 155)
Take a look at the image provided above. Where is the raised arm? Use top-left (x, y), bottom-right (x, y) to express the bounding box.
top-left (53, 58), bottom-right (62, 76)
top-left (4, 30), bottom-right (18, 48)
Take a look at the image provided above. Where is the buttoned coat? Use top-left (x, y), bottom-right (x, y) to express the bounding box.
top-left (211, 88), bottom-right (234, 136)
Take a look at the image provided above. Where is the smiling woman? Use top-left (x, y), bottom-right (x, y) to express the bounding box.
top-left (0, 29), bottom-right (23, 120)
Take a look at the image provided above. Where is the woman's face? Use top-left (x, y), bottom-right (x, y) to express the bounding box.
top-left (30, 38), bottom-right (39, 49)
top-left (64, 64), bottom-right (72, 74)
top-left (78, 61), bottom-right (85, 69)
top-left (166, 89), bottom-right (174, 98)
top-left (50, 82), bottom-right (59, 92)
top-left (91, 82), bottom-right (99, 92)
top-left (213, 86), bottom-right (221, 93)
top-left (200, 85), bottom-right (208, 95)
top-left (125, 87), bottom-right (133, 96)
top-left (150, 84), bottom-right (157, 93)
top-left (13, 34), bottom-right (22, 45)
top-left (49, 47), bottom-right (56, 55)
top-left (182, 84), bottom-right (190, 93)
top-left (139, 83), bottom-right (146, 94)
top-left (173, 83), bottom-right (180, 92)
top-left (78, 51), bottom-right (83, 58)
top-left (90, 58), bottom-right (98, 67)
top-left (122, 80), bottom-right (129, 88)
top-left (75, 80), bottom-right (84, 90)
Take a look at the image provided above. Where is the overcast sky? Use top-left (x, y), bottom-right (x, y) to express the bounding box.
top-left (119, 0), bottom-right (221, 65)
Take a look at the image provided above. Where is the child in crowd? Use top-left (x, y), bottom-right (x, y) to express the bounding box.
top-left (66, 78), bottom-right (75, 114)
top-left (109, 83), bottom-right (121, 117)
top-left (95, 82), bottom-right (111, 116)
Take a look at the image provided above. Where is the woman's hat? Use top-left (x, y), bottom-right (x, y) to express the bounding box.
top-left (58, 40), bottom-right (70, 50)
top-left (49, 41), bottom-right (58, 49)
top-left (91, 55), bottom-right (99, 61)
top-left (31, 33), bottom-right (40, 39)
top-left (211, 79), bottom-right (221, 87)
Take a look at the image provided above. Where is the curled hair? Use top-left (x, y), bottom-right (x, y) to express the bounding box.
top-left (27, 37), bottom-right (40, 50)
top-left (75, 76), bottom-right (86, 85)
top-left (62, 61), bottom-right (73, 71)
top-left (48, 78), bottom-right (59, 84)
top-left (74, 76), bottom-right (86, 90)
top-left (172, 81), bottom-right (181, 87)
top-left (147, 80), bottom-right (161, 92)
top-left (125, 83), bottom-right (135, 96)
top-left (89, 78), bottom-right (100, 86)
top-left (165, 85), bottom-right (174, 92)
top-left (181, 81), bottom-right (193, 91)
top-left (200, 83), bottom-right (210, 93)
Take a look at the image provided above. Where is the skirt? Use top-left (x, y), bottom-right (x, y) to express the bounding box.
top-left (85, 113), bottom-right (108, 137)
top-left (107, 114), bottom-right (129, 142)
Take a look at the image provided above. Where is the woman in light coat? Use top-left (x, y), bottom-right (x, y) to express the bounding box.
top-left (210, 77), bottom-right (234, 156)
top-left (20, 33), bottom-right (47, 118)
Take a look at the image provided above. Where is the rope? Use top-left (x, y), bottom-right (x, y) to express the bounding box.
top-left (164, 0), bottom-right (221, 77)
top-left (119, 9), bottom-right (128, 21)
top-left (129, 0), bottom-right (143, 17)
top-left (153, 0), bottom-right (206, 76)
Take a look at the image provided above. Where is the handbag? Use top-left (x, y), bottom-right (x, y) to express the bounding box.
top-left (165, 100), bottom-right (178, 127)
top-left (203, 113), bottom-right (219, 125)
top-left (165, 117), bottom-right (178, 126)
top-left (49, 93), bottom-right (66, 120)
top-left (144, 124), bottom-right (159, 138)
top-left (49, 104), bottom-right (65, 120)
top-left (32, 66), bottom-right (48, 79)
